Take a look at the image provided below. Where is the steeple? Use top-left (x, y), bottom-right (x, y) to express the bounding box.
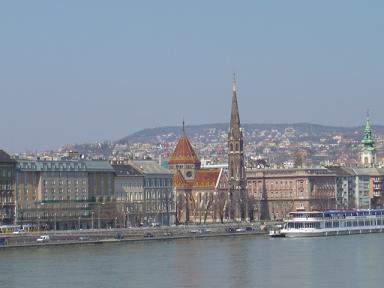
top-left (227, 74), bottom-right (246, 221)
top-left (230, 74), bottom-right (241, 138)
top-left (362, 114), bottom-right (374, 148)
top-left (361, 112), bottom-right (376, 167)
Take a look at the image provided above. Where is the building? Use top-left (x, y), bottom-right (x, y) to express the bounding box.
top-left (228, 77), bottom-right (247, 221)
top-left (246, 168), bottom-right (337, 220)
top-left (328, 166), bottom-right (384, 209)
top-left (129, 160), bottom-right (174, 225)
top-left (15, 160), bottom-right (89, 230)
top-left (113, 163), bottom-right (144, 227)
top-left (85, 160), bottom-right (116, 229)
top-left (169, 126), bottom-right (227, 224)
top-left (14, 159), bottom-right (117, 230)
top-left (0, 150), bottom-right (16, 225)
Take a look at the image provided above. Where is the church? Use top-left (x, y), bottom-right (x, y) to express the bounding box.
top-left (168, 78), bottom-right (246, 223)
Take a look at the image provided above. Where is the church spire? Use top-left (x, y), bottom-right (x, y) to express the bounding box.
top-left (228, 74), bottom-right (246, 221)
top-left (362, 113), bottom-right (374, 147)
top-left (230, 74), bottom-right (240, 134)
top-left (361, 112), bottom-right (376, 167)
top-left (232, 73), bottom-right (237, 92)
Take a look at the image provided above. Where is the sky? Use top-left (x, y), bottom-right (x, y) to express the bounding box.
top-left (1, 1), bottom-right (383, 153)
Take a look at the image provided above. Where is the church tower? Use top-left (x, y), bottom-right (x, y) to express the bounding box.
top-left (361, 115), bottom-right (376, 167)
top-left (228, 76), bottom-right (246, 221)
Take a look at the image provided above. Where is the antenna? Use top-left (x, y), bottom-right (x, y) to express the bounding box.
top-left (182, 118), bottom-right (185, 134)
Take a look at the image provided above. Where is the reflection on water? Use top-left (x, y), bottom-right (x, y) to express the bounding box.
top-left (1, 234), bottom-right (384, 288)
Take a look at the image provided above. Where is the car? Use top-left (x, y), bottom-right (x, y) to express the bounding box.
top-left (114, 233), bottom-right (124, 240)
top-left (235, 228), bottom-right (246, 232)
top-left (225, 227), bottom-right (236, 233)
top-left (12, 230), bottom-right (25, 235)
top-left (151, 223), bottom-right (160, 227)
top-left (143, 232), bottom-right (154, 238)
top-left (36, 235), bottom-right (50, 243)
top-left (78, 236), bottom-right (90, 241)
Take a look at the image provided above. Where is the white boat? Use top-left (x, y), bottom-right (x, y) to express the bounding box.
top-left (280, 209), bottom-right (384, 238)
top-left (269, 224), bottom-right (284, 238)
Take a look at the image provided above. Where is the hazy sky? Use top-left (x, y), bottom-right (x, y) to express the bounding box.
top-left (1, 1), bottom-right (383, 153)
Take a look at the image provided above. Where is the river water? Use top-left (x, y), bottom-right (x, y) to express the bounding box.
top-left (0, 234), bottom-right (383, 288)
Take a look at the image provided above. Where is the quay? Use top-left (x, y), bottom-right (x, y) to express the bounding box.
top-left (0, 224), bottom-right (267, 249)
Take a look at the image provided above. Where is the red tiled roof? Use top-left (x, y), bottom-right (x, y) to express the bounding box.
top-left (193, 169), bottom-right (220, 189)
top-left (168, 135), bottom-right (201, 165)
top-left (173, 170), bottom-right (192, 189)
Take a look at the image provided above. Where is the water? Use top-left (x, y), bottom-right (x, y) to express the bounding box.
top-left (1, 234), bottom-right (383, 288)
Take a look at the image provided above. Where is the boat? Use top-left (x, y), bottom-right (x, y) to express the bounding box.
top-left (280, 209), bottom-right (384, 238)
top-left (269, 224), bottom-right (285, 238)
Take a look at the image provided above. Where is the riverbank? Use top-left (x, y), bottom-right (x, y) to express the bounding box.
top-left (0, 224), bottom-right (268, 249)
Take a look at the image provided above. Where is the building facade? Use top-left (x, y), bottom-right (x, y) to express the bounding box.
top-left (0, 150), bottom-right (16, 225)
top-left (113, 163), bottom-right (144, 227)
top-left (328, 166), bottom-right (384, 209)
top-left (85, 160), bottom-right (116, 229)
top-left (169, 128), bottom-right (228, 224)
top-left (129, 160), bottom-right (175, 225)
top-left (246, 168), bottom-right (337, 220)
top-left (15, 160), bottom-right (89, 230)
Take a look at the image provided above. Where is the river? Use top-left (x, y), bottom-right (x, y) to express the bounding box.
top-left (0, 233), bottom-right (383, 288)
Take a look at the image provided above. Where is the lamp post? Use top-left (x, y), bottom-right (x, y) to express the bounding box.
top-left (98, 204), bottom-right (101, 229)
top-left (54, 213), bottom-right (57, 231)
top-left (91, 212), bottom-right (94, 230)
top-left (78, 216), bottom-right (81, 230)
top-left (114, 217), bottom-right (117, 229)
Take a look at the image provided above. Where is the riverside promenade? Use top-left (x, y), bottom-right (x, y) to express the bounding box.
top-left (0, 223), bottom-right (268, 249)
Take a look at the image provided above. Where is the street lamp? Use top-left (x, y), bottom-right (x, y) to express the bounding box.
top-left (98, 205), bottom-right (101, 229)
top-left (78, 216), bottom-right (81, 230)
top-left (114, 217), bottom-right (117, 229)
top-left (54, 213), bottom-right (57, 231)
top-left (91, 212), bottom-right (94, 230)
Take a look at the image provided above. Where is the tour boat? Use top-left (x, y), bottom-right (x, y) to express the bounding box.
top-left (268, 224), bottom-right (285, 238)
top-left (279, 209), bottom-right (384, 238)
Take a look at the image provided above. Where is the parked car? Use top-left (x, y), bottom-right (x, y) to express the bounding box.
top-left (36, 235), bottom-right (50, 243)
top-left (235, 228), bottom-right (246, 232)
top-left (12, 229), bottom-right (25, 234)
top-left (225, 227), bottom-right (236, 233)
top-left (0, 237), bottom-right (6, 246)
top-left (144, 232), bottom-right (154, 238)
top-left (114, 233), bottom-right (124, 240)
top-left (78, 236), bottom-right (90, 241)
